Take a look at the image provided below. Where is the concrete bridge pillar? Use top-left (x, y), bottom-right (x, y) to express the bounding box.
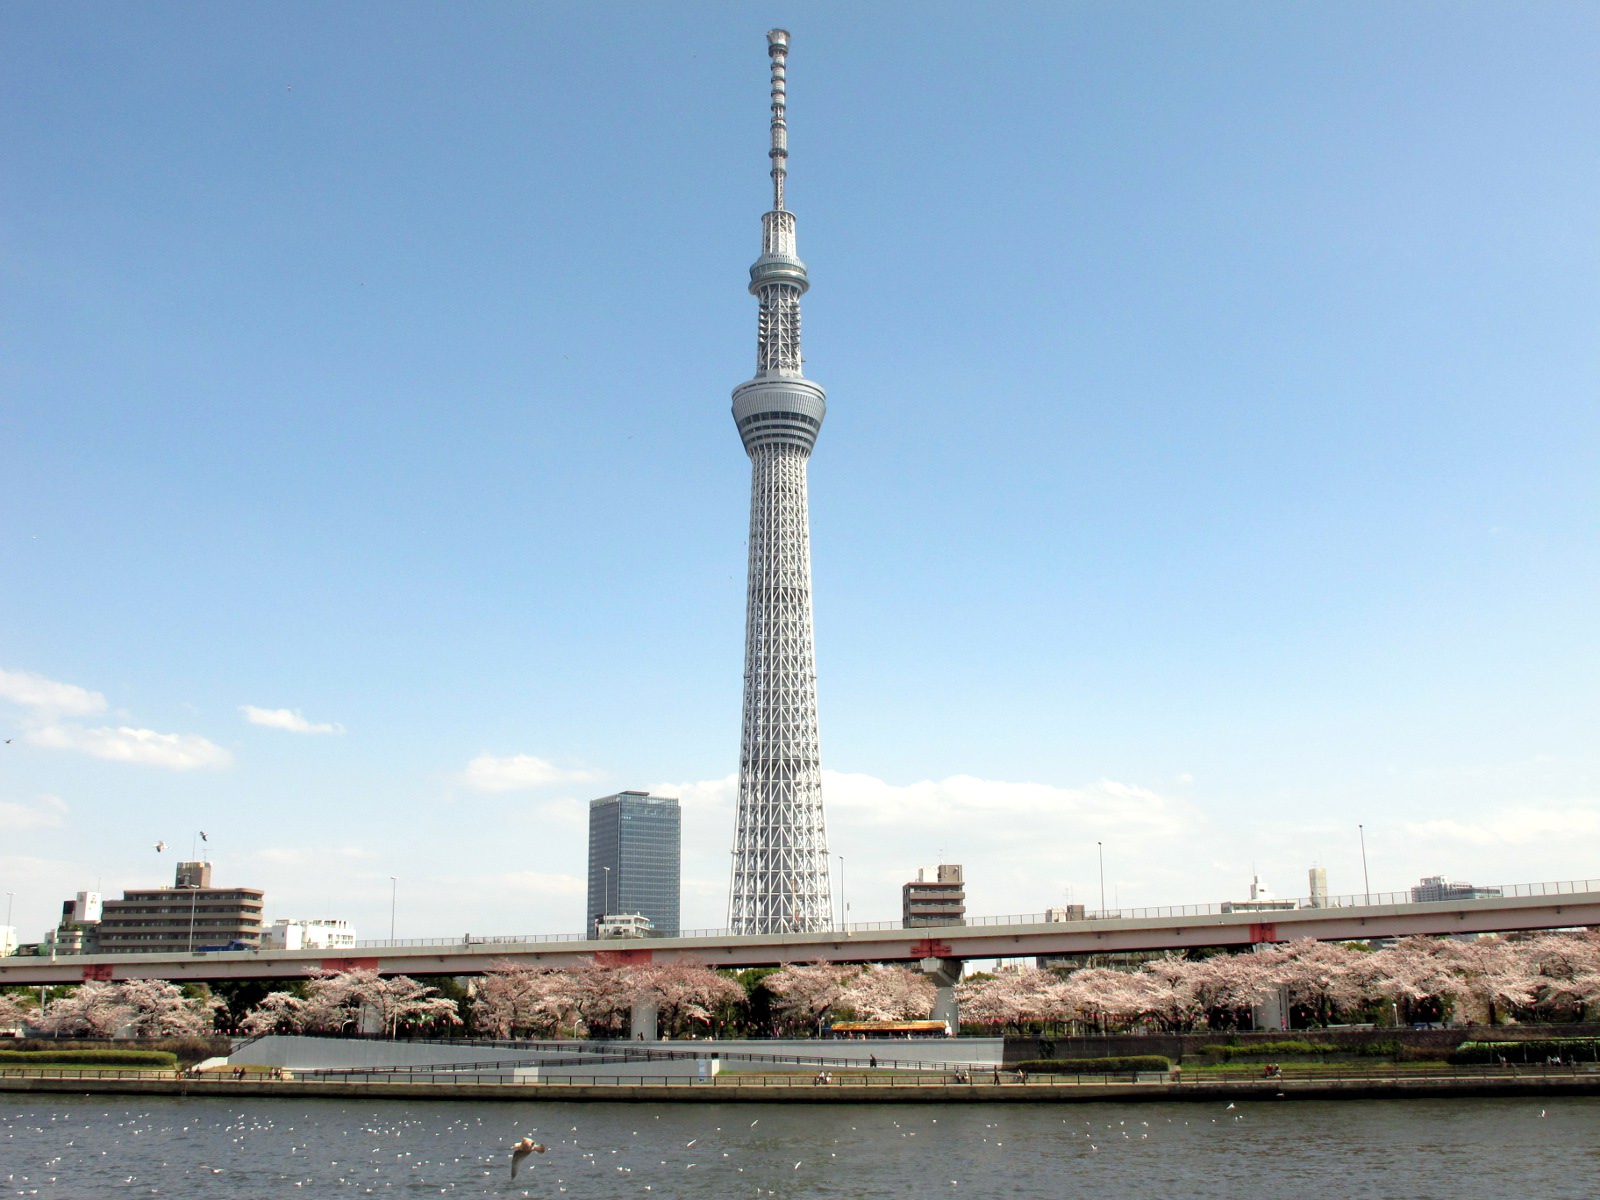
top-left (629, 998), bottom-right (659, 1042)
top-left (919, 957), bottom-right (963, 1031)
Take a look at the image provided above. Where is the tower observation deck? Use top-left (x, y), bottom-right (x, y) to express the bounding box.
top-left (727, 29), bottom-right (833, 935)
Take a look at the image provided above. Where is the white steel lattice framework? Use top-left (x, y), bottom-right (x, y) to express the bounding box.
top-left (727, 30), bottom-right (833, 935)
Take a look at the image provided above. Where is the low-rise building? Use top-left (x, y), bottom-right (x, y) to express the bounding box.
top-left (595, 912), bottom-right (653, 939)
top-left (1221, 873), bottom-right (1297, 914)
top-left (96, 862), bottom-right (264, 954)
top-left (1045, 905), bottom-right (1087, 923)
top-left (38, 890), bottom-right (106, 955)
top-left (902, 864), bottom-right (966, 927)
top-left (260, 918), bottom-right (357, 951)
top-left (1410, 875), bottom-right (1502, 904)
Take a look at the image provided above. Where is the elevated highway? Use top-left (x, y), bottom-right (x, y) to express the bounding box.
top-left (1, 878), bottom-right (1595, 986)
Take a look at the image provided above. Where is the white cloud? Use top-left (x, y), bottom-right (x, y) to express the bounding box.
top-left (240, 705), bottom-right (346, 735)
top-left (28, 724), bottom-right (232, 771)
top-left (0, 794), bottom-right (67, 832)
top-left (649, 773), bottom-right (738, 810)
top-left (1404, 804), bottom-right (1600, 848)
top-left (0, 667), bottom-right (107, 716)
top-left (461, 753), bottom-right (599, 793)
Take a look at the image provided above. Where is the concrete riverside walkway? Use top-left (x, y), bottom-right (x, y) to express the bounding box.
top-left (225, 1033), bottom-right (1005, 1081)
top-left (1, 1068), bottom-right (1596, 1104)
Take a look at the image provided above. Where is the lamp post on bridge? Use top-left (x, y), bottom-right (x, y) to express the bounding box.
top-left (389, 876), bottom-right (397, 941)
top-left (1359, 825), bottom-right (1371, 905)
top-left (837, 855), bottom-right (846, 933)
top-left (1097, 842), bottom-right (1105, 917)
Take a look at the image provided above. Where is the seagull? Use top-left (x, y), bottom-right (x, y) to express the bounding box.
top-left (200, 831), bottom-right (209, 842)
top-left (155, 841), bottom-right (167, 853)
top-left (510, 1137), bottom-right (546, 1178)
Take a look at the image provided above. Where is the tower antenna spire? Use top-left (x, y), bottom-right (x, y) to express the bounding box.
top-left (767, 29), bottom-right (789, 210)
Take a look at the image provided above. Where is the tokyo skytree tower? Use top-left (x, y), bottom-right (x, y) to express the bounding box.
top-left (727, 29), bottom-right (833, 935)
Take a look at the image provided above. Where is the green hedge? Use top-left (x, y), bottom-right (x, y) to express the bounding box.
top-left (7, 1037), bottom-right (227, 1066)
top-left (1207, 1041), bottom-right (1341, 1060)
top-left (1450, 1038), bottom-right (1600, 1065)
top-left (1015, 1056), bottom-right (1171, 1073)
top-left (0, 1049), bottom-right (178, 1068)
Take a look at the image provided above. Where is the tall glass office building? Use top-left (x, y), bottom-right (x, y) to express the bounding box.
top-left (586, 791), bottom-right (681, 937)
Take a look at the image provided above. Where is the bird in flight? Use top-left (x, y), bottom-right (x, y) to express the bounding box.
top-left (155, 841), bottom-right (168, 853)
top-left (510, 1137), bottom-right (546, 1178)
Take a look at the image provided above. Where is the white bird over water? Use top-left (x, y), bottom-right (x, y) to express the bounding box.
top-left (510, 1137), bottom-right (546, 1178)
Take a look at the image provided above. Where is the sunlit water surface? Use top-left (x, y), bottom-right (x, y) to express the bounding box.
top-left (2, 1094), bottom-right (1595, 1198)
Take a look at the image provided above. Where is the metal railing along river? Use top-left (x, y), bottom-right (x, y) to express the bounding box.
top-left (0, 1062), bottom-right (1595, 1088)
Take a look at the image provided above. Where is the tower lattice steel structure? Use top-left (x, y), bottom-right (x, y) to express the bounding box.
top-left (727, 29), bottom-right (833, 935)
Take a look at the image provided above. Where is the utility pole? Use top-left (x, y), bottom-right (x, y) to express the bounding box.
top-left (389, 876), bottom-right (397, 940)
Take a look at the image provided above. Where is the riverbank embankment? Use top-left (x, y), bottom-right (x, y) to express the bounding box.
top-left (2, 1067), bottom-right (1596, 1104)
top-left (1003, 1022), bottom-right (1600, 1064)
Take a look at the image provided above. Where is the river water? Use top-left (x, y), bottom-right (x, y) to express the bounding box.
top-left (1, 1094), bottom-right (1595, 1198)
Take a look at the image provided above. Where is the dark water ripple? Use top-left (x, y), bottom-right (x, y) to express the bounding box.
top-left (2, 1095), bottom-right (1596, 1199)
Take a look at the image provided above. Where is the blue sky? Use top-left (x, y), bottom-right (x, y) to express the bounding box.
top-left (3, 3), bottom-right (1597, 945)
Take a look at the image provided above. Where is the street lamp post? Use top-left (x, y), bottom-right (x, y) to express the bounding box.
top-left (1359, 825), bottom-right (1371, 904)
top-left (4, 892), bottom-right (13, 927)
top-left (837, 855), bottom-right (846, 933)
top-left (389, 877), bottom-right (397, 941)
top-left (602, 866), bottom-right (611, 917)
top-left (1097, 842), bottom-right (1105, 916)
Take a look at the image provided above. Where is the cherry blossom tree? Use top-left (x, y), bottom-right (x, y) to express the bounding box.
top-left (1060, 967), bottom-right (1149, 1031)
top-left (560, 961), bottom-right (637, 1038)
top-left (0, 991), bottom-right (38, 1033)
top-left (240, 990), bottom-right (310, 1036)
top-left (471, 962), bottom-right (574, 1039)
top-left (836, 964), bottom-right (936, 1022)
top-left (622, 962), bottom-right (745, 1036)
top-left (1437, 937), bottom-right (1540, 1025)
top-left (1263, 940), bottom-right (1366, 1027)
top-left (274, 968), bottom-right (462, 1035)
top-left (761, 962), bottom-right (861, 1034)
top-left (1366, 935), bottom-right (1539, 1025)
top-left (117, 979), bottom-right (222, 1036)
top-left (34, 981), bottom-right (135, 1037)
top-left (1183, 952), bottom-right (1272, 1027)
top-left (1129, 954), bottom-right (1208, 1031)
top-left (956, 968), bottom-right (1073, 1033)
top-left (1521, 931), bottom-right (1600, 1020)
